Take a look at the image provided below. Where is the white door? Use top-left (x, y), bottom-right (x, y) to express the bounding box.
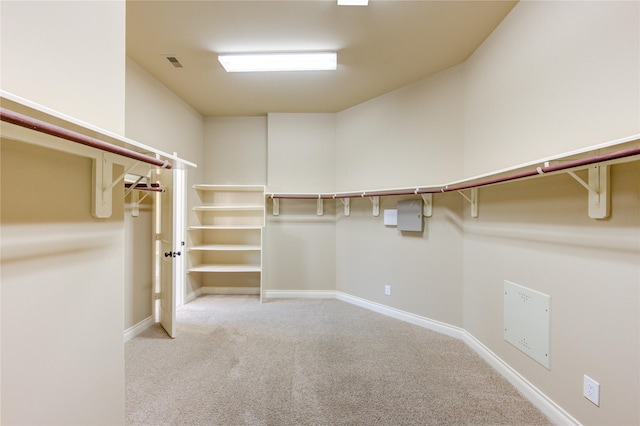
top-left (156, 165), bottom-right (186, 338)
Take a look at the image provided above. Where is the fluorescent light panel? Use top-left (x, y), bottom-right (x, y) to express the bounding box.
top-left (218, 52), bottom-right (337, 72)
top-left (338, 0), bottom-right (368, 5)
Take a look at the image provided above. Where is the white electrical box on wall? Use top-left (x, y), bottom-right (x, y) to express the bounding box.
top-left (384, 209), bottom-right (398, 226)
top-left (504, 280), bottom-right (551, 369)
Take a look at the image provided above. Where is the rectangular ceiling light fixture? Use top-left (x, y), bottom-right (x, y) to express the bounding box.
top-left (337, 0), bottom-right (369, 5)
top-left (218, 52), bottom-right (337, 73)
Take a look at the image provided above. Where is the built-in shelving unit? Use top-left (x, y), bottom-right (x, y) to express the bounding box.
top-left (188, 185), bottom-right (265, 297)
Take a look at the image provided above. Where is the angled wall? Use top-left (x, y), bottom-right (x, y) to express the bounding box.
top-left (461, 2), bottom-right (640, 424)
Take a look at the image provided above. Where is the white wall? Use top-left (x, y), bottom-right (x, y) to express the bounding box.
top-left (124, 198), bottom-right (153, 330)
top-left (463, 0), bottom-right (640, 177)
top-left (267, 113), bottom-right (336, 193)
top-left (0, 2), bottom-right (127, 423)
top-left (264, 113), bottom-right (337, 294)
top-left (334, 65), bottom-right (466, 326)
top-left (336, 64), bottom-right (465, 190)
top-left (461, 2), bottom-right (640, 424)
top-left (203, 116), bottom-right (267, 185)
top-left (125, 58), bottom-right (204, 316)
top-left (0, 1), bottom-right (125, 134)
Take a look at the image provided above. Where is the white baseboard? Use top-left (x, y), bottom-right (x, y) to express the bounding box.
top-left (462, 332), bottom-right (580, 426)
top-left (335, 291), bottom-right (464, 340)
top-left (185, 287), bottom-right (203, 304)
top-left (123, 316), bottom-right (154, 342)
top-left (264, 290), bottom-right (336, 299)
top-left (201, 286), bottom-right (260, 295)
top-left (263, 288), bottom-right (578, 426)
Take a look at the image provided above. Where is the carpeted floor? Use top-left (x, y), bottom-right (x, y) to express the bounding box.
top-left (125, 295), bottom-right (551, 425)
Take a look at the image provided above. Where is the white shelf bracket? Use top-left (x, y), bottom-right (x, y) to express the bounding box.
top-left (131, 190), bottom-right (140, 217)
top-left (93, 159), bottom-right (143, 219)
top-left (272, 197), bottom-right (280, 216)
top-left (369, 196), bottom-right (380, 216)
top-left (317, 197), bottom-right (324, 216)
top-left (124, 175), bottom-right (144, 198)
top-left (104, 161), bottom-right (141, 193)
top-left (92, 153), bottom-right (113, 219)
top-left (458, 188), bottom-right (478, 218)
top-left (130, 190), bottom-right (151, 217)
top-left (567, 165), bottom-right (609, 219)
top-left (339, 198), bottom-right (351, 216)
top-left (420, 193), bottom-right (433, 217)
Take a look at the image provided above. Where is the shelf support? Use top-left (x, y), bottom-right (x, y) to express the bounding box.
top-left (420, 193), bottom-right (433, 218)
top-left (457, 188), bottom-right (478, 218)
top-left (369, 196), bottom-right (380, 217)
top-left (567, 165), bottom-right (609, 219)
top-left (317, 196), bottom-right (324, 216)
top-left (340, 198), bottom-right (350, 216)
top-left (124, 175), bottom-right (144, 198)
top-left (92, 153), bottom-right (113, 219)
top-left (129, 190), bottom-right (151, 217)
top-left (272, 197), bottom-right (280, 216)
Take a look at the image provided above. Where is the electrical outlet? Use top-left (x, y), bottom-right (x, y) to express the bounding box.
top-left (583, 375), bottom-right (600, 406)
top-left (384, 285), bottom-right (391, 296)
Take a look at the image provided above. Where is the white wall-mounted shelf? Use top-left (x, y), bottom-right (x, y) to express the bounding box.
top-left (266, 135), bottom-right (639, 220)
top-left (188, 185), bottom-right (265, 300)
top-left (188, 264), bottom-right (262, 273)
top-left (193, 184), bottom-right (265, 192)
top-left (193, 206), bottom-right (264, 211)
top-left (188, 244), bottom-right (262, 251)
top-left (188, 225), bottom-right (264, 230)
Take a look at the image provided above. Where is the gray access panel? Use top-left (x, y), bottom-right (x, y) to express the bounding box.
top-left (397, 199), bottom-right (423, 232)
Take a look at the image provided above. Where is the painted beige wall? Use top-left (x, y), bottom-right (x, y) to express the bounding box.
top-left (265, 200), bottom-right (337, 293)
top-left (336, 64), bottom-right (465, 191)
top-left (0, 1), bottom-right (125, 134)
top-left (264, 113), bottom-right (337, 294)
top-left (463, 0), bottom-right (640, 177)
top-left (267, 113), bottom-right (336, 193)
top-left (335, 194), bottom-right (464, 327)
top-left (462, 165), bottom-right (639, 425)
top-left (1, 141), bottom-right (126, 425)
top-left (333, 65), bottom-right (466, 326)
top-left (461, 2), bottom-right (640, 424)
top-left (125, 58), bottom-right (203, 166)
top-left (203, 116), bottom-right (267, 185)
top-left (0, 1), bottom-right (127, 424)
top-left (125, 58), bottom-right (204, 307)
top-left (124, 198), bottom-right (153, 330)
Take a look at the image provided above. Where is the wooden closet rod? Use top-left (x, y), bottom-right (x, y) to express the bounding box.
top-left (0, 108), bottom-right (172, 169)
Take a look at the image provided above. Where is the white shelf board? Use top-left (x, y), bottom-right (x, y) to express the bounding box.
top-left (188, 264), bottom-right (262, 273)
top-left (188, 225), bottom-right (263, 230)
top-left (193, 184), bottom-right (265, 192)
top-left (188, 244), bottom-right (261, 251)
top-left (193, 205), bottom-right (264, 211)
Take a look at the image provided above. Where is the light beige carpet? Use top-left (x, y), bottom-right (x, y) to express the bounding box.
top-left (125, 296), bottom-right (551, 425)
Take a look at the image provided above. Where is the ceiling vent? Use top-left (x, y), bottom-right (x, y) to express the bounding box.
top-left (166, 56), bottom-right (183, 68)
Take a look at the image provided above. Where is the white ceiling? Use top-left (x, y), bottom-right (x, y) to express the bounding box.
top-left (126, 0), bottom-right (517, 116)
